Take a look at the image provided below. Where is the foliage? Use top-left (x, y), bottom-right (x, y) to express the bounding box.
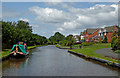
top-left (56, 45), bottom-right (70, 49)
top-left (65, 34), bottom-right (76, 46)
top-left (119, 28), bottom-right (120, 36)
top-left (114, 50), bottom-right (120, 53)
top-left (60, 40), bottom-right (67, 46)
top-left (49, 32), bottom-right (65, 45)
top-left (52, 34), bottom-right (76, 47)
top-left (82, 42), bottom-right (94, 46)
top-left (78, 35), bottom-right (81, 41)
top-left (102, 36), bottom-right (107, 43)
top-left (111, 31), bottom-right (120, 51)
top-left (2, 20), bottom-right (48, 49)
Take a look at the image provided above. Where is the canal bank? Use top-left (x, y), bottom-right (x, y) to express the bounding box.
top-left (0, 45), bottom-right (47, 61)
top-left (56, 45), bottom-right (70, 49)
top-left (56, 43), bottom-right (120, 68)
top-left (2, 45), bottom-right (119, 76)
top-left (68, 50), bottom-right (120, 68)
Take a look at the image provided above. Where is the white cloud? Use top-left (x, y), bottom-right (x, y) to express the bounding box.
top-left (68, 4), bottom-right (118, 28)
top-left (62, 21), bottom-right (82, 30)
top-left (19, 18), bottom-right (29, 22)
top-left (72, 33), bottom-right (79, 35)
top-left (29, 6), bottom-right (71, 23)
top-left (29, 3), bottom-right (118, 36)
top-left (57, 27), bottom-right (64, 31)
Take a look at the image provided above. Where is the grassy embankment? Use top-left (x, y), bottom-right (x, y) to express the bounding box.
top-left (0, 45), bottom-right (44, 59)
top-left (69, 43), bottom-right (120, 64)
top-left (56, 45), bottom-right (70, 49)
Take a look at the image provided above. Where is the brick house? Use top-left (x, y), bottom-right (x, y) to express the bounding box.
top-left (98, 26), bottom-right (119, 42)
top-left (80, 25), bottom-right (119, 42)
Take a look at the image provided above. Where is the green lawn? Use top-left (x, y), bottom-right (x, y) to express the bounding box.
top-left (27, 45), bottom-right (39, 49)
top-left (56, 45), bottom-right (70, 49)
top-left (0, 51), bottom-right (10, 58)
top-left (69, 43), bottom-right (120, 64)
top-left (56, 43), bottom-right (93, 49)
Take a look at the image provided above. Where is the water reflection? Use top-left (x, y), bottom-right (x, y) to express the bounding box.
top-left (2, 58), bottom-right (27, 71)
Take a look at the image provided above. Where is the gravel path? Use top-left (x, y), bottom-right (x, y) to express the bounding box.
top-left (94, 48), bottom-right (120, 59)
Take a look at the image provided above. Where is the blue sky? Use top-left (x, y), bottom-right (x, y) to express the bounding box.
top-left (2, 2), bottom-right (118, 38)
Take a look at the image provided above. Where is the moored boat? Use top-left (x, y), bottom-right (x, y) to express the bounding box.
top-left (9, 44), bottom-right (29, 58)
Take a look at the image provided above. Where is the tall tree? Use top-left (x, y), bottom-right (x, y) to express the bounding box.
top-left (2, 20), bottom-right (48, 49)
top-left (49, 32), bottom-right (65, 45)
top-left (65, 34), bottom-right (76, 46)
top-left (16, 20), bottom-right (32, 32)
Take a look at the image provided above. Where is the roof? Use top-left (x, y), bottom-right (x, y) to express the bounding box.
top-left (104, 25), bottom-right (119, 32)
top-left (81, 25), bottom-right (119, 36)
top-left (86, 28), bottom-right (98, 34)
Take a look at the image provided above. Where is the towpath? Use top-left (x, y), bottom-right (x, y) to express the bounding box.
top-left (95, 48), bottom-right (120, 60)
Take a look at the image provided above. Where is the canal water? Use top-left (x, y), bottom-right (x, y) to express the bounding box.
top-left (2, 45), bottom-right (119, 76)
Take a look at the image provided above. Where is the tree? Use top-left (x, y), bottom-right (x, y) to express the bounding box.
top-left (111, 28), bottom-right (120, 50)
top-left (2, 20), bottom-right (48, 49)
top-left (118, 26), bottom-right (120, 50)
top-left (49, 32), bottom-right (65, 45)
top-left (16, 20), bottom-right (32, 32)
top-left (103, 36), bottom-right (107, 43)
top-left (78, 35), bottom-right (81, 41)
top-left (65, 34), bottom-right (76, 46)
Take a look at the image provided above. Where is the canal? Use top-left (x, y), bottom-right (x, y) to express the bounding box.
top-left (2, 45), bottom-right (119, 76)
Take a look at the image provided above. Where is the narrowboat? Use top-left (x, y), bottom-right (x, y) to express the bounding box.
top-left (9, 44), bottom-right (29, 58)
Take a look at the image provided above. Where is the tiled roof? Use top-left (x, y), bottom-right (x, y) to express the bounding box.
top-left (86, 28), bottom-right (98, 34)
top-left (81, 25), bottom-right (119, 36)
top-left (104, 25), bottom-right (119, 32)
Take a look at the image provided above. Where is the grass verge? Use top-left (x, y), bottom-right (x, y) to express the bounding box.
top-left (56, 45), bottom-right (70, 49)
top-left (69, 43), bottom-right (120, 64)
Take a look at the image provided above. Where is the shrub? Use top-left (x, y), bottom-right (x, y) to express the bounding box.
top-left (111, 36), bottom-right (116, 47)
top-left (111, 36), bottom-right (120, 50)
top-left (114, 50), bottom-right (120, 53)
top-left (102, 36), bottom-right (107, 43)
top-left (59, 40), bottom-right (67, 46)
top-left (59, 41), bottom-right (62, 45)
top-left (82, 42), bottom-right (94, 46)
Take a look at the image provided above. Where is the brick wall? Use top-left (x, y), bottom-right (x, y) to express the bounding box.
top-left (83, 26), bottom-right (118, 42)
top-left (85, 29), bottom-right (100, 41)
top-left (106, 32), bottom-right (113, 42)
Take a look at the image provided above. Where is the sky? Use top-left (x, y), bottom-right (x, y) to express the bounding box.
top-left (2, 2), bottom-right (118, 38)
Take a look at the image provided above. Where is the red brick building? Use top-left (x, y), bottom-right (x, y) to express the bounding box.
top-left (80, 25), bottom-right (119, 42)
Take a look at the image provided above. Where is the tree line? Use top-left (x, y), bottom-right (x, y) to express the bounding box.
top-left (2, 20), bottom-right (48, 49)
top-left (49, 32), bottom-right (76, 46)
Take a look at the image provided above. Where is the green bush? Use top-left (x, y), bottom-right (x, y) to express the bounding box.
top-left (59, 40), bottom-right (67, 46)
top-left (102, 36), bottom-right (107, 43)
top-left (82, 42), bottom-right (94, 46)
top-left (114, 50), bottom-right (120, 53)
top-left (111, 36), bottom-right (120, 50)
